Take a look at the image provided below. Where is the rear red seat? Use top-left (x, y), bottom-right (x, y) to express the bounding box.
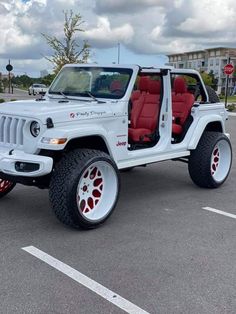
top-left (130, 76), bottom-right (150, 104)
top-left (172, 77), bottom-right (195, 135)
top-left (129, 79), bottom-right (161, 142)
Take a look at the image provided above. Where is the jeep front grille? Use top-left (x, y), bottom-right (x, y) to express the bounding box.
top-left (0, 115), bottom-right (26, 148)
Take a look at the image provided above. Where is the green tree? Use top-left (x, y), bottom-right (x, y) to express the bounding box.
top-left (12, 75), bottom-right (34, 88)
top-left (42, 10), bottom-right (90, 74)
top-left (41, 74), bottom-right (56, 86)
top-left (200, 71), bottom-right (214, 86)
top-left (208, 70), bottom-right (218, 89)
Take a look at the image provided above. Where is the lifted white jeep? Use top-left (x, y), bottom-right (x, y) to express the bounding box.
top-left (0, 64), bottom-right (232, 229)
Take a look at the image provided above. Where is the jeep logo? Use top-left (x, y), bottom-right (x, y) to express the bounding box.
top-left (116, 141), bottom-right (127, 147)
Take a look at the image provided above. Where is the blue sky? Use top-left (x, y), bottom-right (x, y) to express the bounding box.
top-left (93, 45), bottom-right (168, 67)
top-left (0, 0), bottom-right (235, 77)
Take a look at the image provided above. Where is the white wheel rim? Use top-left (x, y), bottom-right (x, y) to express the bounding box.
top-left (76, 161), bottom-right (118, 222)
top-left (211, 139), bottom-right (231, 183)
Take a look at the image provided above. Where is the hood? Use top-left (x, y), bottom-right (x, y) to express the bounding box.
top-left (0, 98), bottom-right (113, 124)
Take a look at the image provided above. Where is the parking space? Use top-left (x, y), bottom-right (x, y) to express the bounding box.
top-left (0, 117), bottom-right (235, 314)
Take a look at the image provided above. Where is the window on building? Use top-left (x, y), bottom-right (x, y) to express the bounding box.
top-left (209, 59), bottom-right (214, 66)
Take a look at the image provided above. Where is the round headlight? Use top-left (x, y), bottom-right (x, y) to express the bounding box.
top-left (30, 121), bottom-right (40, 137)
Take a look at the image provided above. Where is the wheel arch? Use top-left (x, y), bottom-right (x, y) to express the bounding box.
top-left (188, 117), bottom-right (225, 150)
top-left (65, 135), bottom-right (111, 155)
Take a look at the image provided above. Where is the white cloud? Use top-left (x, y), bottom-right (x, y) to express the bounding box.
top-left (0, 0), bottom-right (236, 76)
top-left (177, 0), bottom-right (236, 34)
top-left (84, 16), bottom-right (134, 47)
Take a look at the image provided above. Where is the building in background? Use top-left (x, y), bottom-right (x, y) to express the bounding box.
top-left (0, 71), bottom-right (15, 92)
top-left (1, 72), bottom-right (14, 80)
top-left (168, 47), bottom-right (236, 94)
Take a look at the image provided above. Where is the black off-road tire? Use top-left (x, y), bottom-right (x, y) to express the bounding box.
top-left (205, 85), bottom-right (220, 103)
top-left (49, 149), bottom-right (120, 229)
top-left (0, 178), bottom-right (16, 199)
top-left (188, 132), bottom-right (232, 188)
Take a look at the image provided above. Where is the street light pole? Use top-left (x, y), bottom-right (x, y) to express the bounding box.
top-left (117, 43), bottom-right (120, 64)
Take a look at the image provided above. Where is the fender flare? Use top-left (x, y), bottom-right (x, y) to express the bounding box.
top-left (38, 125), bottom-right (114, 159)
top-left (188, 115), bottom-right (224, 150)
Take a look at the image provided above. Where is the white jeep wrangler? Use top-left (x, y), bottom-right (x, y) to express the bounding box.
top-left (0, 64), bottom-right (232, 229)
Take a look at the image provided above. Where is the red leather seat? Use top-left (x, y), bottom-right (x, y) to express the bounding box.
top-left (110, 80), bottom-right (122, 92)
top-left (172, 77), bottom-right (195, 135)
top-left (129, 80), bottom-right (161, 142)
top-left (130, 76), bottom-right (150, 103)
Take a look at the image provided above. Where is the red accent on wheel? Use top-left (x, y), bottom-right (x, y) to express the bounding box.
top-left (90, 167), bottom-right (97, 179)
top-left (88, 197), bottom-right (94, 209)
top-left (80, 199), bottom-right (86, 212)
top-left (213, 148), bottom-right (218, 155)
top-left (92, 189), bottom-right (101, 197)
top-left (0, 179), bottom-right (13, 193)
top-left (78, 165), bottom-right (105, 214)
top-left (211, 146), bottom-right (220, 175)
top-left (94, 178), bottom-right (102, 187)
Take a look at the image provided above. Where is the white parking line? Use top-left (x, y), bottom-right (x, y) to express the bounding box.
top-left (22, 246), bottom-right (150, 314)
top-left (202, 207), bottom-right (236, 219)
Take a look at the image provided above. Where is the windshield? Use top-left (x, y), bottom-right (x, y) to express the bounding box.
top-left (33, 84), bottom-right (46, 87)
top-left (49, 66), bottom-right (133, 99)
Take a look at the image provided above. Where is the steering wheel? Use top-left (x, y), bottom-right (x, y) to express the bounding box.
top-left (111, 89), bottom-right (123, 95)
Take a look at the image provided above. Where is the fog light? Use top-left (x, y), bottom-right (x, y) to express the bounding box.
top-left (15, 162), bottom-right (40, 172)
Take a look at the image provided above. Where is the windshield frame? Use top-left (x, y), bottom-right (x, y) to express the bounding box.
top-left (48, 65), bottom-right (134, 100)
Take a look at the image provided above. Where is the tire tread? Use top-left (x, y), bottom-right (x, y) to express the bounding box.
top-left (49, 149), bottom-right (119, 229)
top-left (188, 132), bottom-right (231, 188)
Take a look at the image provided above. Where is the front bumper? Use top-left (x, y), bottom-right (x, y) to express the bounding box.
top-left (0, 148), bottom-right (53, 177)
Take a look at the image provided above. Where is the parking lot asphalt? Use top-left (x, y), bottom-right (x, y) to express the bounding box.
top-left (0, 117), bottom-right (236, 314)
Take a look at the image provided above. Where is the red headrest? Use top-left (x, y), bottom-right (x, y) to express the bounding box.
top-left (147, 80), bottom-right (161, 94)
top-left (138, 76), bottom-right (149, 92)
top-left (110, 80), bottom-right (122, 91)
top-left (174, 77), bottom-right (187, 94)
